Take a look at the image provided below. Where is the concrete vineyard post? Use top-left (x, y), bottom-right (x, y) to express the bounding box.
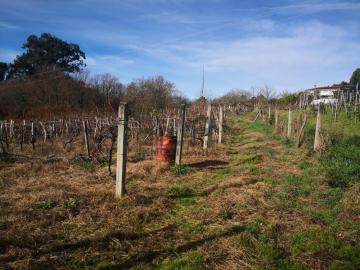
top-left (165, 116), bottom-right (170, 136)
top-left (82, 120), bottom-right (90, 158)
top-left (175, 104), bottom-right (186, 165)
top-left (287, 107), bottom-right (292, 138)
top-left (31, 122), bottom-right (35, 150)
top-left (297, 113), bottom-right (307, 147)
top-left (275, 108), bottom-right (279, 130)
top-left (314, 105), bottom-right (322, 152)
top-left (21, 120), bottom-right (25, 151)
top-left (218, 106), bottom-right (223, 144)
top-left (116, 102), bottom-right (128, 198)
top-left (203, 103), bottom-right (211, 150)
top-left (40, 122), bottom-right (47, 143)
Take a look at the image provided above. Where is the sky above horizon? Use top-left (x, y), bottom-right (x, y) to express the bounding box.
top-left (1, 0), bottom-right (360, 99)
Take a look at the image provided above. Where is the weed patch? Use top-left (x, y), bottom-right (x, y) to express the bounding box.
top-left (77, 160), bottom-right (95, 170)
top-left (33, 200), bottom-right (58, 209)
top-left (171, 164), bottom-right (189, 176)
top-left (167, 186), bottom-right (194, 198)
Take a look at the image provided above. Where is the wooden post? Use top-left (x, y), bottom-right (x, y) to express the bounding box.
top-left (314, 105), bottom-right (322, 152)
top-left (175, 104), bottom-right (186, 165)
top-left (116, 102), bottom-right (128, 198)
top-left (287, 107), bottom-right (292, 138)
top-left (297, 113), bottom-right (307, 147)
top-left (203, 103), bottom-right (211, 150)
top-left (82, 120), bottom-right (90, 158)
top-left (218, 106), bottom-right (223, 144)
top-left (268, 105), bottom-right (271, 122)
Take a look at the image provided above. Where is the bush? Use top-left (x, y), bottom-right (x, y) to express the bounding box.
top-left (321, 139), bottom-right (360, 188)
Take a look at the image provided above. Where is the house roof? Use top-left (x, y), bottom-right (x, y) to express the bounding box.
top-left (304, 84), bottom-right (353, 93)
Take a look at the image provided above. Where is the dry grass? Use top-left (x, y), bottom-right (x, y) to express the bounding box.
top-left (0, 114), bottom-right (358, 269)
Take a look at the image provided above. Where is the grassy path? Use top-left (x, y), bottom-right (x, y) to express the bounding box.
top-left (1, 113), bottom-right (359, 269)
top-left (146, 113), bottom-right (359, 269)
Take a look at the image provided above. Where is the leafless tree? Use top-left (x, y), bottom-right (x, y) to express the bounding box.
top-left (259, 84), bottom-right (277, 101)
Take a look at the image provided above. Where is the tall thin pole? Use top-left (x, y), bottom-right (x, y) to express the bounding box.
top-left (116, 102), bottom-right (128, 198)
top-left (203, 103), bottom-right (211, 150)
top-left (200, 64), bottom-right (204, 98)
top-left (287, 107), bottom-right (292, 138)
top-left (175, 104), bottom-right (186, 165)
top-left (218, 106), bottom-right (223, 144)
top-left (82, 120), bottom-right (90, 158)
top-left (314, 105), bottom-right (322, 152)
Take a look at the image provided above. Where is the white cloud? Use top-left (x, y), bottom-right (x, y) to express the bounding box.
top-left (85, 54), bottom-right (135, 79)
top-left (271, 2), bottom-right (360, 14)
top-left (0, 21), bottom-right (19, 30)
top-left (126, 20), bottom-right (360, 92)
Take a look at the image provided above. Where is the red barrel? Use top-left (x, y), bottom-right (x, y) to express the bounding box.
top-left (155, 135), bottom-right (177, 163)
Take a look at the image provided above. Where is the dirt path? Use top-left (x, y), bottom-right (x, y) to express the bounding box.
top-left (0, 114), bottom-right (347, 269)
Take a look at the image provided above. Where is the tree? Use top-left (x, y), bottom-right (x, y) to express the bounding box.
top-left (350, 68), bottom-right (360, 88)
top-left (0, 62), bottom-right (8, 80)
top-left (259, 84), bottom-right (276, 101)
top-left (8, 33), bottom-right (85, 78)
top-left (125, 76), bottom-right (185, 117)
top-left (89, 73), bottom-right (125, 110)
top-left (217, 89), bottom-right (251, 106)
top-left (278, 90), bottom-right (297, 105)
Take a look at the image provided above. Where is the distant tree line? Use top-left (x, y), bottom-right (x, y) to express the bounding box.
top-left (0, 71), bottom-right (188, 119)
top-left (0, 33), bottom-right (187, 119)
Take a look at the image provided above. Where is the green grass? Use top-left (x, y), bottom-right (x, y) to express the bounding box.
top-left (235, 220), bottom-right (304, 270)
top-left (250, 120), bottom-right (273, 135)
top-left (167, 186), bottom-right (194, 198)
top-left (321, 138), bottom-right (360, 187)
top-left (158, 251), bottom-right (204, 270)
top-left (213, 167), bottom-right (231, 181)
top-left (234, 112), bottom-right (360, 269)
top-left (171, 164), bottom-right (189, 176)
top-left (290, 229), bottom-right (360, 269)
top-left (316, 188), bottom-right (343, 207)
top-left (78, 160), bottom-right (95, 170)
top-left (33, 198), bottom-right (78, 210)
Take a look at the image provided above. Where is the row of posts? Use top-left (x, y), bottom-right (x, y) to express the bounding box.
top-left (270, 105), bottom-right (322, 152)
top-left (115, 102), bottom-right (224, 198)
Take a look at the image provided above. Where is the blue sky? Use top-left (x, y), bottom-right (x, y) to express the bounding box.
top-left (1, 0), bottom-right (360, 99)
